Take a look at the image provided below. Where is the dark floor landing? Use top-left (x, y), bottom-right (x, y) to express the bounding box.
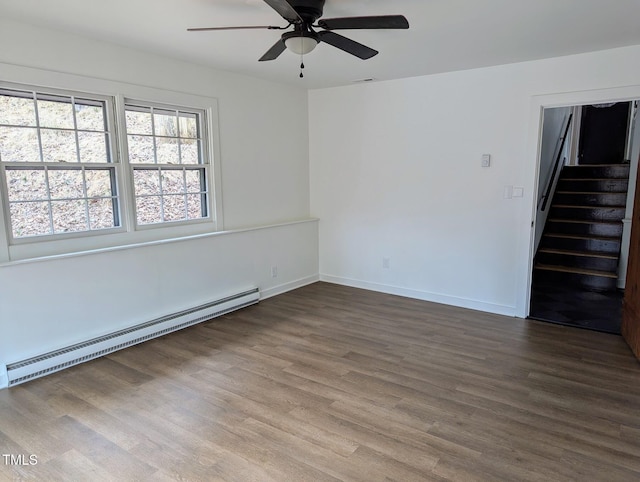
top-left (529, 277), bottom-right (623, 334)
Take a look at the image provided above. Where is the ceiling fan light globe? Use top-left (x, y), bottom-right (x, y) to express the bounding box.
top-left (285, 36), bottom-right (318, 55)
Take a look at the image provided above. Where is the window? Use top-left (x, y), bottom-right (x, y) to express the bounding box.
top-left (0, 88), bottom-right (118, 239)
top-left (124, 103), bottom-right (209, 226)
top-left (0, 83), bottom-right (216, 257)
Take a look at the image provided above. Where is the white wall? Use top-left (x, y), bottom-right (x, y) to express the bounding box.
top-left (0, 18), bottom-right (317, 378)
top-left (309, 45), bottom-right (640, 317)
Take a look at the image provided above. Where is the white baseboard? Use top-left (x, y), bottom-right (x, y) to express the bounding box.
top-left (320, 274), bottom-right (517, 317)
top-left (260, 274), bottom-right (320, 300)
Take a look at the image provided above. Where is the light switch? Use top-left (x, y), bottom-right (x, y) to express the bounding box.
top-left (481, 154), bottom-right (491, 167)
top-left (513, 187), bottom-right (524, 198)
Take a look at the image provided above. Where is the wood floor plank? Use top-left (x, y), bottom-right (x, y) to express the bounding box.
top-left (1, 282), bottom-right (639, 480)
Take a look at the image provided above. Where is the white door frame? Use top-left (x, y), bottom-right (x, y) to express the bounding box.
top-left (516, 84), bottom-right (640, 318)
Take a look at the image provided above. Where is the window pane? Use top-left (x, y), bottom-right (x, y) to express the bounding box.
top-left (133, 169), bottom-right (161, 195)
top-left (185, 169), bottom-right (204, 193)
top-left (52, 200), bottom-right (88, 233)
top-left (0, 94), bottom-right (36, 126)
top-left (48, 169), bottom-right (84, 199)
top-left (10, 201), bottom-right (51, 237)
top-left (136, 195), bottom-right (162, 225)
top-left (1, 88), bottom-right (121, 241)
top-left (78, 132), bottom-right (109, 163)
top-left (156, 137), bottom-right (179, 164)
top-left (187, 194), bottom-right (205, 219)
top-left (161, 169), bottom-right (184, 194)
top-left (178, 113), bottom-right (198, 139)
top-left (128, 135), bottom-right (155, 163)
top-left (125, 109), bottom-right (152, 135)
top-left (37, 98), bottom-right (74, 129)
top-left (0, 126), bottom-right (40, 162)
top-left (88, 198), bottom-right (116, 230)
top-left (41, 129), bottom-right (78, 163)
top-left (154, 110), bottom-right (177, 137)
top-left (162, 195), bottom-right (187, 222)
top-left (75, 102), bottom-right (105, 132)
top-left (125, 102), bottom-right (208, 229)
top-left (86, 169), bottom-right (114, 198)
top-left (180, 139), bottom-right (200, 164)
top-left (6, 169), bottom-right (48, 201)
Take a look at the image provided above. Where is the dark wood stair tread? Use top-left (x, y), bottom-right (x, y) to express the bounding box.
top-left (542, 233), bottom-right (621, 242)
top-left (555, 190), bottom-right (627, 194)
top-left (562, 178), bottom-right (629, 181)
top-left (552, 204), bottom-right (626, 209)
top-left (534, 264), bottom-right (617, 278)
top-left (547, 218), bottom-right (621, 225)
top-left (536, 248), bottom-right (618, 259)
top-left (566, 164), bottom-right (630, 167)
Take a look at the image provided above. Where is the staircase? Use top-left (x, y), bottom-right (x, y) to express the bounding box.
top-left (534, 163), bottom-right (630, 291)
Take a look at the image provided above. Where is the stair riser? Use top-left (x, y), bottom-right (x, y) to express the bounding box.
top-left (536, 252), bottom-right (619, 272)
top-left (540, 236), bottom-right (620, 254)
top-left (533, 269), bottom-right (617, 291)
top-left (544, 221), bottom-right (623, 237)
top-left (557, 179), bottom-right (629, 192)
top-left (561, 165), bottom-right (630, 179)
top-left (553, 192), bottom-right (627, 207)
top-left (549, 206), bottom-right (626, 222)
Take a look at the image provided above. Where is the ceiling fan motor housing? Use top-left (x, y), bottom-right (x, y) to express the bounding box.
top-left (288, 0), bottom-right (326, 24)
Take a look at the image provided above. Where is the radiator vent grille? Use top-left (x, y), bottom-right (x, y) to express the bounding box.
top-left (6, 288), bottom-right (259, 387)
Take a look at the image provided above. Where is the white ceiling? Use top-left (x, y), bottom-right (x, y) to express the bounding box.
top-left (1, 0), bottom-right (639, 89)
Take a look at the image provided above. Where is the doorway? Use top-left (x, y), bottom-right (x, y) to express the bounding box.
top-left (529, 100), bottom-right (638, 334)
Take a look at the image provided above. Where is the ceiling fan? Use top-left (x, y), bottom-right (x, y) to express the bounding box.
top-left (188, 0), bottom-right (409, 62)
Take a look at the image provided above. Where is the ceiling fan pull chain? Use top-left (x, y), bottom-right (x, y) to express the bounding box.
top-left (299, 50), bottom-right (304, 78)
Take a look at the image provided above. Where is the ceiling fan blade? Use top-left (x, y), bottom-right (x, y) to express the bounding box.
top-left (188, 26), bottom-right (282, 32)
top-left (262, 0), bottom-right (301, 23)
top-left (318, 31), bottom-right (378, 60)
top-left (259, 39), bottom-right (287, 61)
top-left (318, 15), bottom-right (409, 30)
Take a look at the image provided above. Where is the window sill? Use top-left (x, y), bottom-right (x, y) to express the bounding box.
top-left (0, 218), bottom-right (319, 268)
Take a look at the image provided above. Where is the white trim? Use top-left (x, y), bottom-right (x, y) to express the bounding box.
top-left (0, 218), bottom-right (319, 268)
top-left (208, 102), bottom-right (224, 230)
top-left (0, 364), bottom-right (7, 390)
top-left (619, 218), bottom-right (633, 289)
top-left (519, 84), bottom-right (640, 318)
top-left (114, 94), bottom-right (135, 233)
top-left (320, 274), bottom-right (516, 317)
top-left (260, 274), bottom-right (320, 300)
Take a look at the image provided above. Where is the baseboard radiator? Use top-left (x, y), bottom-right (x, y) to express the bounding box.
top-left (5, 288), bottom-right (260, 387)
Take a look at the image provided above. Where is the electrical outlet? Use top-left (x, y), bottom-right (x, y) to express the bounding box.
top-left (271, 266), bottom-right (278, 278)
top-left (382, 257), bottom-right (390, 269)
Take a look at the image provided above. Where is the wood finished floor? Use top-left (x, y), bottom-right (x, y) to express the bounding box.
top-left (1, 282), bottom-right (640, 481)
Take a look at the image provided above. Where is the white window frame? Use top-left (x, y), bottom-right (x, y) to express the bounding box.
top-left (0, 84), bottom-right (124, 244)
top-left (121, 99), bottom-right (212, 230)
top-left (0, 77), bottom-right (222, 263)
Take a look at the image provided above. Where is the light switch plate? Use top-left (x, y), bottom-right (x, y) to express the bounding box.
top-left (481, 154), bottom-right (491, 167)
